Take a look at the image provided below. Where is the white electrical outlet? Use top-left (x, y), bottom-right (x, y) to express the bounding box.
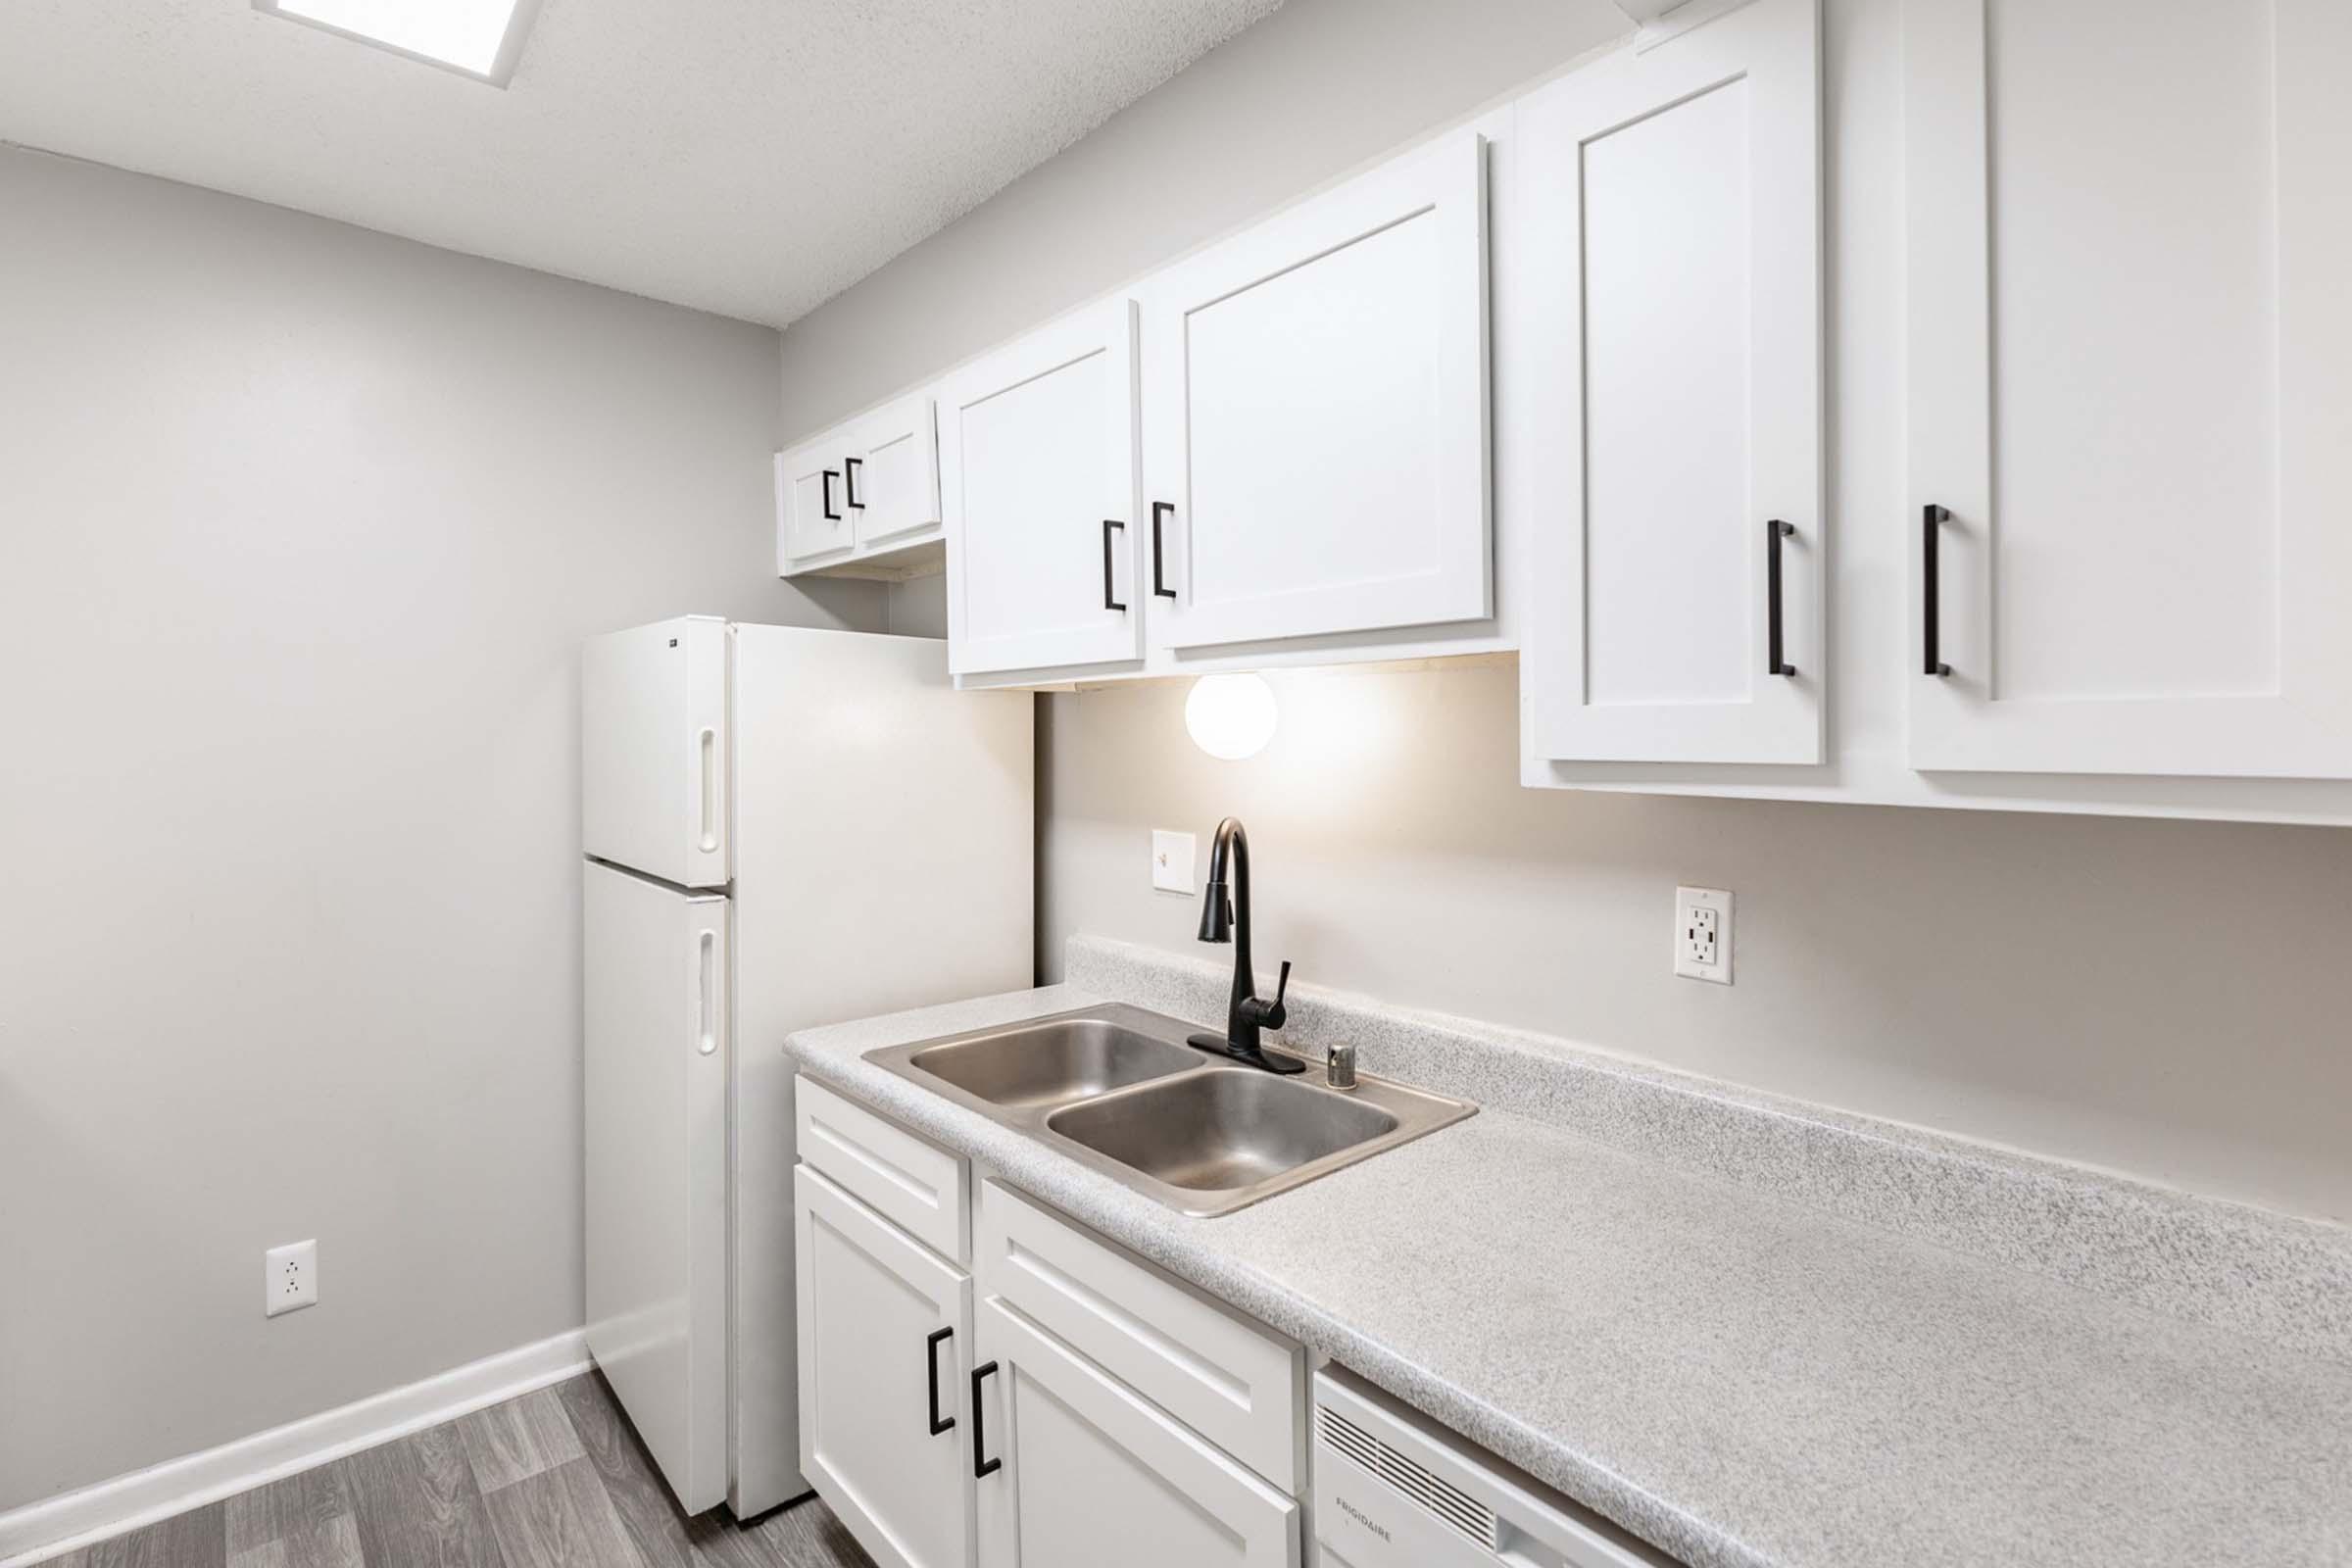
top-left (1674, 887), bottom-right (1734, 984)
top-left (1151, 829), bottom-right (1197, 894)
top-left (265, 1239), bottom-right (318, 1317)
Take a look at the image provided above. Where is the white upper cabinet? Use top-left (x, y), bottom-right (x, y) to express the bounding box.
top-left (776, 435), bottom-right (857, 569)
top-left (853, 392), bottom-right (943, 551)
top-left (1521, 0), bottom-right (1824, 765)
top-left (1141, 130), bottom-right (1492, 653)
top-left (1907, 0), bottom-right (2352, 778)
top-left (940, 299), bottom-right (1146, 677)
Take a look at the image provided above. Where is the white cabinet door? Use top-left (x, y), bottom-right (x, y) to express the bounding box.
top-left (777, 436), bottom-right (857, 568)
top-left (853, 393), bottom-right (943, 550)
top-left (972, 1298), bottom-right (1298, 1568)
top-left (1522, 0), bottom-right (1824, 764)
top-left (941, 300), bottom-right (1145, 677)
top-left (583, 862), bottom-right (729, 1515)
top-left (1141, 131), bottom-right (1490, 652)
top-left (795, 1166), bottom-right (974, 1568)
top-left (1906, 0), bottom-right (2352, 777)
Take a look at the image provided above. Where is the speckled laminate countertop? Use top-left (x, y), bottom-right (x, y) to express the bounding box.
top-left (785, 963), bottom-right (2352, 1568)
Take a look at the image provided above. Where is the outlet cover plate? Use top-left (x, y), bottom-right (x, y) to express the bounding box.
top-left (1152, 830), bottom-right (1197, 894)
top-left (266, 1238), bottom-right (318, 1317)
top-left (1675, 886), bottom-right (1733, 984)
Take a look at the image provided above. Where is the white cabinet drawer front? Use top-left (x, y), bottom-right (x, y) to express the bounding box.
top-left (1143, 130), bottom-right (1490, 652)
top-left (974, 1298), bottom-right (1299, 1568)
top-left (978, 1180), bottom-right (1302, 1493)
top-left (796, 1076), bottom-right (969, 1265)
top-left (794, 1166), bottom-right (974, 1568)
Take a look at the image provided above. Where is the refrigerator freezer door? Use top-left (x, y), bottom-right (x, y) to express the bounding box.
top-left (583, 615), bottom-right (730, 889)
top-left (584, 859), bottom-right (730, 1515)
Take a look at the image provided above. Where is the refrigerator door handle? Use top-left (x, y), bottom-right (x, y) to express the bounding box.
top-left (696, 726), bottom-right (719, 854)
top-left (696, 929), bottom-right (718, 1055)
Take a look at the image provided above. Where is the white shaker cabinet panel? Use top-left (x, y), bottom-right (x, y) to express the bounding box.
top-left (777, 436), bottom-right (857, 568)
top-left (1522, 0), bottom-right (1825, 765)
top-left (795, 1166), bottom-right (975, 1568)
top-left (852, 392), bottom-right (943, 551)
top-left (941, 300), bottom-right (1146, 676)
top-left (1907, 0), bottom-right (2352, 777)
top-left (1141, 130), bottom-right (1491, 653)
top-left (972, 1298), bottom-right (1298, 1568)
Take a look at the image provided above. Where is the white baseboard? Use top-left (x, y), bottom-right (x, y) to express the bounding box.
top-left (0, 1328), bottom-right (591, 1567)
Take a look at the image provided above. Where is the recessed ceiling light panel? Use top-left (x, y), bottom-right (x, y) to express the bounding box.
top-left (254, 0), bottom-right (542, 85)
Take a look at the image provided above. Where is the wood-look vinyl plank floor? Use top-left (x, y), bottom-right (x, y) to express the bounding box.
top-left (44, 1373), bottom-right (873, 1568)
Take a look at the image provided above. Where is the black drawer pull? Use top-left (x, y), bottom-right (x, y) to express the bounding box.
top-left (971, 1360), bottom-right (1002, 1478)
top-left (1923, 504), bottom-right (1952, 676)
top-left (1102, 519), bottom-right (1127, 612)
top-left (1767, 518), bottom-right (1796, 677)
top-left (844, 457), bottom-right (864, 511)
top-left (821, 469), bottom-right (842, 522)
top-left (1151, 502), bottom-right (1177, 599)
top-left (924, 1327), bottom-right (955, 1436)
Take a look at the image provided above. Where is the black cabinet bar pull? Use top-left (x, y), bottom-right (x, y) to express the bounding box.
top-left (821, 469), bottom-right (842, 522)
top-left (844, 457), bottom-right (864, 511)
top-left (1151, 501), bottom-right (1177, 600)
top-left (1102, 519), bottom-right (1127, 612)
top-left (970, 1360), bottom-right (1002, 1478)
top-left (1923, 504), bottom-right (1952, 676)
top-left (1766, 519), bottom-right (1797, 677)
top-left (924, 1327), bottom-right (955, 1437)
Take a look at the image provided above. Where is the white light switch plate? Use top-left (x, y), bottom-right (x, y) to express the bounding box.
top-left (1152, 830), bottom-right (1197, 894)
top-left (1674, 887), bottom-right (1733, 984)
top-left (266, 1238), bottom-right (318, 1317)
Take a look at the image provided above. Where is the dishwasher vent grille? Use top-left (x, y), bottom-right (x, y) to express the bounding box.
top-left (1318, 1402), bottom-right (1500, 1550)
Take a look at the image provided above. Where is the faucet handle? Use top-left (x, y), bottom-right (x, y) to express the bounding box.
top-left (1261, 960), bottom-right (1291, 1030)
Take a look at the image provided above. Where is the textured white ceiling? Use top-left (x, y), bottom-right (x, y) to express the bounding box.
top-left (0, 0), bottom-right (1283, 326)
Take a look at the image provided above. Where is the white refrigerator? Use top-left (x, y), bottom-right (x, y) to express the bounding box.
top-left (581, 615), bottom-right (1032, 1518)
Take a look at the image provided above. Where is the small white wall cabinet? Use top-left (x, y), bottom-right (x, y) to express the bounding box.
top-left (1521, 0), bottom-right (1824, 765)
top-left (971, 1298), bottom-right (1299, 1568)
top-left (1906, 0), bottom-right (2352, 778)
top-left (1139, 129), bottom-right (1492, 653)
top-left (939, 299), bottom-right (1146, 677)
top-left (794, 1165), bottom-right (973, 1568)
top-left (776, 392), bottom-right (945, 575)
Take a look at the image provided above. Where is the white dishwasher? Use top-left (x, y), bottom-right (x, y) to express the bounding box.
top-left (1312, 1369), bottom-right (1680, 1568)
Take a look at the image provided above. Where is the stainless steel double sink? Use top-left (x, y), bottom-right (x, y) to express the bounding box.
top-left (863, 1004), bottom-right (1476, 1217)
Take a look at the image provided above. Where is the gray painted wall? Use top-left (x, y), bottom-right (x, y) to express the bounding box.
top-left (0, 146), bottom-right (881, 1508)
top-left (780, 0), bottom-right (2352, 1227)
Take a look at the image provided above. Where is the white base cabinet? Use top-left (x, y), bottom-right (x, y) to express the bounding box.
top-left (972, 1298), bottom-right (1299, 1568)
top-left (792, 1077), bottom-right (1306, 1568)
top-left (794, 1166), bottom-right (973, 1568)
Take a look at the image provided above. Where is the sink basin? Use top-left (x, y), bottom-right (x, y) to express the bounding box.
top-left (862, 1003), bottom-right (1476, 1216)
top-left (906, 1017), bottom-right (1199, 1111)
top-left (1045, 1069), bottom-right (1399, 1192)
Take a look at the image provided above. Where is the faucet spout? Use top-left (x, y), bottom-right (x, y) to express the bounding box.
top-left (1189, 816), bottom-right (1303, 1074)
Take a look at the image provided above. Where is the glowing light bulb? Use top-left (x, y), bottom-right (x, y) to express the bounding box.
top-left (1184, 674), bottom-right (1277, 760)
